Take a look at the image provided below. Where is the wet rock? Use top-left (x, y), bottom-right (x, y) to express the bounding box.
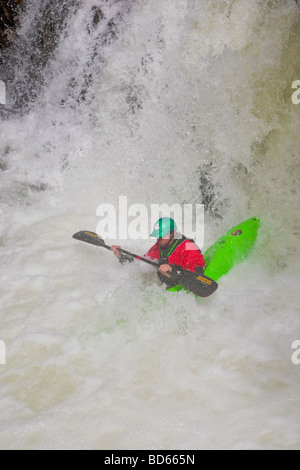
top-left (0, 0), bottom-right (78, 113)
top-left (197, 162), bottom-right (228, 218)
top-left (0, 0), bottom-right (24, 48)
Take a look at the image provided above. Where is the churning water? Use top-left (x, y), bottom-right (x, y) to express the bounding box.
top-left (0, 0), bottom-right (300, 449)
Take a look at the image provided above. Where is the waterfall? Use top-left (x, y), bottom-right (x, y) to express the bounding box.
top-left (0, 0), bottom-right (299, 450)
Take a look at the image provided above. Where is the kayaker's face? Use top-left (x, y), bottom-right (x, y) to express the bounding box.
top-left (157, 232), bottom-right (174, 247)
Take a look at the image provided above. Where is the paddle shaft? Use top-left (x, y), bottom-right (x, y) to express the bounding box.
top-left (101, 241), bottom-right (158, 267)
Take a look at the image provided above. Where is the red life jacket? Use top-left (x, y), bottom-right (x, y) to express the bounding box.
top-left (145, 235), bottom-right (205, 272)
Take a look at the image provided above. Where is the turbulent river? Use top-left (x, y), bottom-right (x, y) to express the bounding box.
top-left (0, 0), bottom-right (300, 449)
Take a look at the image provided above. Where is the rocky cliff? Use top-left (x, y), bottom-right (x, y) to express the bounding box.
top-left (0, 0), bottom-right (23, 48)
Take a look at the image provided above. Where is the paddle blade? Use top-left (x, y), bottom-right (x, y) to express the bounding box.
top-left (174, 270), bottom-right (218, 298)
top-left (72, 231), bottom-right (105, 247)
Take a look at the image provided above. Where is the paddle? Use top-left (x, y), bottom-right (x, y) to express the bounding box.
top-left (72, 230), bottom-right (218, 298)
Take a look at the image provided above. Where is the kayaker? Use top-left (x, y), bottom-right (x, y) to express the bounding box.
top-left (111, 217), bottom-right (206, 287)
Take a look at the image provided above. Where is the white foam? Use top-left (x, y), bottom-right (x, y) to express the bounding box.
top-left (0, 0), bottom-right (299, 450)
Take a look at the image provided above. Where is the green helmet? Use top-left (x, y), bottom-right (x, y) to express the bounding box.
top-left (150, 217), bottom-right (177, 238)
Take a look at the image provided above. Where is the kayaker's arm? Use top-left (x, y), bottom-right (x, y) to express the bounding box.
top-left (111, 245), bottom-right (134, 263)
top-left (158, 263), bottom-right (203, 279)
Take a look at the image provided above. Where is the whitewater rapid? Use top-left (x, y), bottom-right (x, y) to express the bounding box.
top-left (0, 0), bottom-right (300, 449)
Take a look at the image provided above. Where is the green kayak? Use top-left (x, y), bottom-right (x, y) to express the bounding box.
top-left (168, 216), bottom-right (260, 293)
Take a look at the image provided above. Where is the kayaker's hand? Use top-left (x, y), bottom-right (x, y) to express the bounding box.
top-left (111, 245), bottom-right (122, 258)
top-left (158, 264), bottom-right (172, 277)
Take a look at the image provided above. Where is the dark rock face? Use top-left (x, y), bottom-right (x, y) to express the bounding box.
top-left (0, 0), bottom-right (135, 115)
top-left (0, 0), bottom-right (78, 114)
top-left (0, 0), bottom-right (24, 48)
